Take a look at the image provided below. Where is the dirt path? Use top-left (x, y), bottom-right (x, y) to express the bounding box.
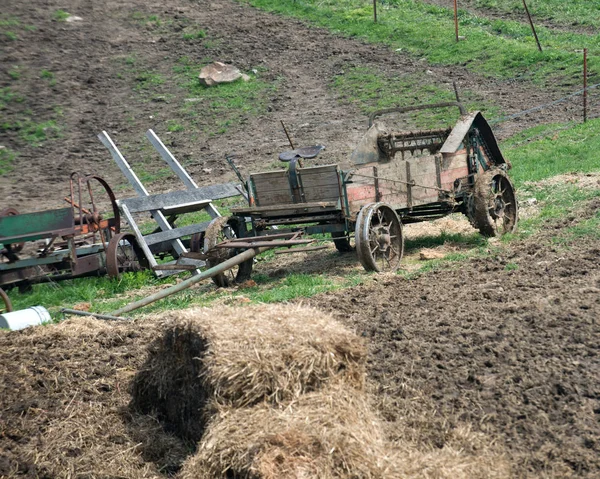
top-left (306, 202), bottom-right (600, 477)
top-left (0, 0), bottom-right (583, 214)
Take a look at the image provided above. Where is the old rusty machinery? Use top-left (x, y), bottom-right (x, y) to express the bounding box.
top-left (0, 172), bottom-right (145, 292)
top-left (106, 232), bottom-right (149, 278)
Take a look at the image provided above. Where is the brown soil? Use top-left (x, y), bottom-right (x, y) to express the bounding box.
top-left (0, 0), bottom-right (585, 214)
top-left (305, 203), bottom-right (600, 478)
top-left (1, 208), bottom-right (599, 477)
top-left (2, 0), bottom-right (600, 477)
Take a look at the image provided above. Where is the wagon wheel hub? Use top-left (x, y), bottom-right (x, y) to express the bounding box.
top-left (491, 195), bottom-right (506, 220)
top-left (376, 227), bottom-right (391, 252)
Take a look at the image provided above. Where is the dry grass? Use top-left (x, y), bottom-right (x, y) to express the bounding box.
top-left (180, 386), bottom-right (395, 479)
top-left (0, 318), bottom-right (190, 478)
top-left (181, 385), bottom-right (510, 479)
top-left (1, 308), bottom-right (511, 479)
top-left (130, 304), bottom-right (366, 440)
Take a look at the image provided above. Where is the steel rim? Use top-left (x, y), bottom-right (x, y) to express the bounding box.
top-left (107, 233), bottom-right (147, 278)
top-left (356, 203), bottom-right (404, 272)
top-left (489, 175), bottom-right (518, 235)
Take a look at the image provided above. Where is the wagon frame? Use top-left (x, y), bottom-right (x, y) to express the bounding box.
top-left (198, 102), bottom-right (519, 285)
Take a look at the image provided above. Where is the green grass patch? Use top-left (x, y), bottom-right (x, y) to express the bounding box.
top-left (174, 57), bottom-right (278, 134)
top-left (0, 88), bottom-right (24, 109)
top-left (559, 211), bottom-right (600, 243)
top-left (8, 66), bottom-right (21, 80)
top-left (1, 119), bottom-right (62, 146)
top-left (166, 120), bottom-right (184, 132)
top-left (6, 270), bottom-right (171, 317)
top-left (515, 182), bottom-right (600, 240)
top-left (242, 0), bottom-right (599, 86)
top-left (332, 66), bottom-right (499, 127)
top-left (0, 17), bottom-right (20, 28)
top-left (182, 29), bottom-right (206, 40)
top-left (470, 0), bottom-right (600, 29)
top-left (131, 12), bottom-right (171, 29)
top-left (134, 70), bottom-right (164, 90)
top-left (53, 10), bottom-right (70, 22)
top-left (40, 69), bottom-right (56, 86)
top-left (405, 228), bottom-right (487, 252)
top-left (2, 31), bottom-right (17, 41)
top-left (503, 118), bottom-right (600, 186)
top-left (0, 147), bottom-right (17, 175)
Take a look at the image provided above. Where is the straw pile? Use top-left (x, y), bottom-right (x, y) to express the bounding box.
top-left (180, 386), bottom-right (395, 479)
top-left (130, 304), bottom-right (367, 441)
top-left (0, 317), bottom-right (190, 478)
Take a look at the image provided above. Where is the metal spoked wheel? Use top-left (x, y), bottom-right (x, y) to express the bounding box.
top-left (355, 202), bottom-right (404, 272)
top-left (204, 216), bottom-right (253, 287)
top-left (471, 168), bottom-right (518, 237)
top-left (0, 287), bottom-right (13, 314)
top-left (106, 233), bottom-right (149, 279)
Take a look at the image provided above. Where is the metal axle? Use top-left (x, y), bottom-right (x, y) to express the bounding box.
top-left (111, 246), bottom-right (270, 316)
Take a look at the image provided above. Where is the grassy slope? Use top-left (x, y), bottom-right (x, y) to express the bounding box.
top-left (242, 0), bottom-right (600, 86)
top-left (469, 0), bottom-right (600, 29)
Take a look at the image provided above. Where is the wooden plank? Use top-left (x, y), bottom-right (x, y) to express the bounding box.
top-left (152, 257), bottom-right (206, 272)
top-left (298, 165), bottom-right (338, 175)
top-left (99, 131), bottom-right (192, 271)
top-left (441, 151), bottom-right (469, 190)
top-left (407, 156), bottom-right (439, 204)
top-left (303, 185), bottom-right (340, 203)
top-left (252, 184), bottom-right (292, 194)
top-left (120, 203), bottom-right (159, 271)
top-left (146, 129), bottom-right (196, 188)
top-left (255, 191), bottom-right (294, 207)
top-left (161, 200), bottom-right (213, 216)
top-left (146, 129), bottom-right (222, 221)
top-left (99, 131), bottom-right (149, 197)
top-left (299, 175), bottom-right (340, 188)
top-left (144, 221), bottom-right (211, 246)
top-left (232, 201), bottom-right (337, 214)
top-left (252, 179), bottom-right (291, 191)
top-left (119, 184), bottom-right (240, 213)
top-left (250, 170), bottom-right (289, 178)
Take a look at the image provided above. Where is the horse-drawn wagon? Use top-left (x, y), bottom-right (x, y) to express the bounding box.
top-left (201, 102), bottom-right (518, 285)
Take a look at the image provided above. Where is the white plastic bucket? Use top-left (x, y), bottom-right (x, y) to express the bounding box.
top-left (0, 306), bottom-right (51, 331)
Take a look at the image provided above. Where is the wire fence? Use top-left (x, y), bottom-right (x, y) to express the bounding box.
top-left (489, 81), bottom-right (600, 125)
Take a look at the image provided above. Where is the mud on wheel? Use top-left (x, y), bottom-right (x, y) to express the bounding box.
top-left (331, 231), bottom-right (353, 252)
top-left (355, 202), bottom-right (404, 272)
top-left (469, 168), bottom-right (518, 237)
top-left (204, 216), bottom-right (253, 287)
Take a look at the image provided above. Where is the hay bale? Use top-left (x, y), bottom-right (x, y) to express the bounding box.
top-left (390, 425), bottom-right (512, 479)
top-left (180, 386), bottom-right (396, 479)
top-left (130, 305), bottom-right (366, 441)
top-left (181, 389), bottom-right (510, 479)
